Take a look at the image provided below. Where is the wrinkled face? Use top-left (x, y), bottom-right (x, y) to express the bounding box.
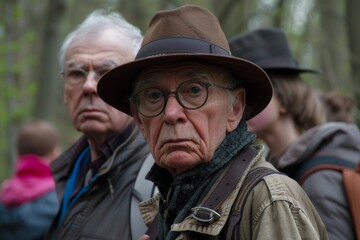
top-left (63, 29), bottom-right (134, 139)
top-left (131, 63), bottom-right (245, 174)
top-left (246, 94), bottom-right (283, 137)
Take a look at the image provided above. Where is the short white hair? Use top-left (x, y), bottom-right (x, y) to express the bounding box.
top-left (59, 9), bottom-right (143, 71)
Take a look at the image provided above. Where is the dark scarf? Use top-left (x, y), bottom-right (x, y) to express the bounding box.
top-left (146, 119), bottom-right (256, 240)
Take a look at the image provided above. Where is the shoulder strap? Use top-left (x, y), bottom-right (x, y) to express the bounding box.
top-left (191, 145), bottom-right (256, 222)
top-left (145, 145), bottom-right (257, 239)
top-left (294, 156), bottom-right (356, 184)
top-left (342, 163), bottom-right (360, 239)
top-left (131, 154), bottom-right (157, 240)
top-left (145, 212), bottom-right (160, 239)
top-left (297, 156), bottom-right (360, 239)
top-left (225, 167), bottom-right (279, 240)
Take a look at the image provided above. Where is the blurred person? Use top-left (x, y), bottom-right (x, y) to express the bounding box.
top-left (98, 5), bottom-right (328, 240)
top-left (0, 119), bottom-right (61, 240)
top-left (44, 9), bottom-right (153, 240)
top-left (230, 28), bottom-right (326, 159)
top-left (229, 27), bottom-right (360, 240)
top-left (321, 90), bottom-right (355, 123)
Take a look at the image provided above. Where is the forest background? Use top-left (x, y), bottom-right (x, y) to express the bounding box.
top-left (1, 0), bottom-right (359, 182)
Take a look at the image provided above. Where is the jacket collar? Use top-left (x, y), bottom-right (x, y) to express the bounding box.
top-left (140, 145), bottom-right (265, 237)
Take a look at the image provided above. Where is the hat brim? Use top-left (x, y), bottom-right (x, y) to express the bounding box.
top-left (260, 66), bottom-right (320, 74)
top-left (97, 54), bottom-right (273, 120)
top-left (250, 59), bottom-right (320, 74)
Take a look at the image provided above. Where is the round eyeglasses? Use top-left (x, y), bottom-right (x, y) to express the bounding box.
top-left (131, 80), bottom-right (233, 117)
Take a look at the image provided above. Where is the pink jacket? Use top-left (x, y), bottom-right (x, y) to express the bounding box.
top-left (0, 154), bottom-right (55, 206)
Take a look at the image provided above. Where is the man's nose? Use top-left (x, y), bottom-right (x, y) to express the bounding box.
top-left (163, 96), bottom-right (186, 123)
top-left (82, 71), bottom-right (98, 92)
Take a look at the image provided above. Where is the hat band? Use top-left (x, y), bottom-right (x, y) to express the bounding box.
top-left (136, 37), bottom-right (230, 59)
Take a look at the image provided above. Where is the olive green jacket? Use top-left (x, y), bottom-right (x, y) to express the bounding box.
top-left (139, 145), bottom-right (328, 240)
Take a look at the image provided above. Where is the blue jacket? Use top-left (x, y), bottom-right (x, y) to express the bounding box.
top-left (0, 191), bottom-right (59, 240)
top-left (45, 124), bottom-right (151, 240)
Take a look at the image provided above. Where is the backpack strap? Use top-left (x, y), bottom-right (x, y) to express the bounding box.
top-left (191, 146), bottom-right (256, 223)
top-left (343, 163), bottom-right (360, 239)
top-left (294, 156), bottom-right (356, 185)
top-left (225, 167), bottom-right (279, 240)
top-left (145, 212), bottom-right (160, 239)
top-left (296, 156), bottom-right (360, 239)
top-left (131, 154), bottom-right (157, 240)
top-left (145, 145), bottom-right (257, 239)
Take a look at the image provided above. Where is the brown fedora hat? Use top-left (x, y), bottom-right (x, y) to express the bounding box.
top-left (97, 4), bottom-right (272, 120)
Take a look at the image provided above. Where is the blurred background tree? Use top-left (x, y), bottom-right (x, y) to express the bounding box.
top-left (0, 0), bottom-right (358, 182)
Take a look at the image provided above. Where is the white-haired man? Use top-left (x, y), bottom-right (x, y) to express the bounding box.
top-left (45, 10), bottom-right (154, 240)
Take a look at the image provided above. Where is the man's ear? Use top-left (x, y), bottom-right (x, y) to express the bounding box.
top-left (130, 102), bottom-right (146, 137)
top-left (227, 88), bottom-right (246, 132)
top-left (275, 94), bottom-right (287, 114)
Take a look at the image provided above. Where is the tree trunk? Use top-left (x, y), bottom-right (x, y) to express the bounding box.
top-left (346, 0), bottom-right (360, 124)
top-left (3, 1), bottom-right (20, 173)
top-left (318, 0), bottom-right (349, 91)
top-left (34, 0), bottom-right (66, 120)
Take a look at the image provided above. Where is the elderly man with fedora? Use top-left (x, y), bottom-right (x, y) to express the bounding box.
top-left (230, 28), bottom-right (360, 240)
top-left (98, 5), bottom-right (328, 240)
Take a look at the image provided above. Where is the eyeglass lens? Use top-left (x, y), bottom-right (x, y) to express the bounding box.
top-left (134, 80), bottom-right (210, 117)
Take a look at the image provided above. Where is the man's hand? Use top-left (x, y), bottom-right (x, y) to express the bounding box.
top-left (138, 234), bottom-right (151, 240)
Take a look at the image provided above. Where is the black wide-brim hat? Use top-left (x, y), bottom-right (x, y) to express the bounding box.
top-left (229, 28), bottom-right (319, 74)
top-left (98, 5), bottom-right (273, 120)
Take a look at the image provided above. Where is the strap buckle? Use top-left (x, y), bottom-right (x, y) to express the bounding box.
top-left (191, 206), bottom-right (221, 223)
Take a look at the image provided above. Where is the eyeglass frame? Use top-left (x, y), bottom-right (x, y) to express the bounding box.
top-left (130, 80), bottom-right (235, 118)
top-left (60, 66), bottom-right (112, 86)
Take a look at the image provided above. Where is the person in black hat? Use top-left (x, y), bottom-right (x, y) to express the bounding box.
top-left (229, 27), bottom-right (360, 240)
top-left (229, 27), bottom-right (326, 160)
top-left (98, 6), bottom-right (327, 240)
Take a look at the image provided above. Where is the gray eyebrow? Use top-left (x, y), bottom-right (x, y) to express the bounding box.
top-left (65, 60), bottom-right (118, 70)
top-left (133, 78), bottom-right (158, 92)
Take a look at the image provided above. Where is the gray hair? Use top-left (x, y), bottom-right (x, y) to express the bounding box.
top-left (59, 9), bottom-right (143, 71)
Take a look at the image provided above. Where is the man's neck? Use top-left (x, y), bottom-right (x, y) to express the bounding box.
top-left (86, 135), bottom-right (110, 161)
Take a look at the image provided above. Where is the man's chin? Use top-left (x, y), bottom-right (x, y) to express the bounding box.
top-left (76, 120), bottom-right (106, 134)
